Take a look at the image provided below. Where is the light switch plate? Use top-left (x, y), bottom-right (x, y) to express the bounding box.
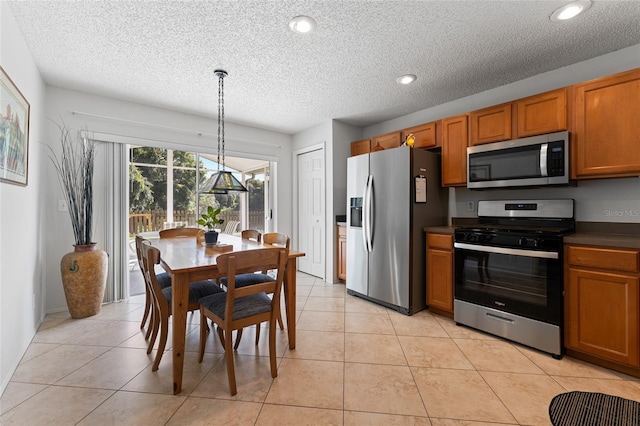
top-left (58, 199), bottom-right (68, 212)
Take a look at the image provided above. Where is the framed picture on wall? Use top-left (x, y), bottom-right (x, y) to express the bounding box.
top-left (0, 66), bottom-right (30, 186)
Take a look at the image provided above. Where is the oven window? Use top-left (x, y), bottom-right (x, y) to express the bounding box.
top-left (461, 252), bottom-right (547, 305)
top-left (455, 248), bottom-right (563, 324)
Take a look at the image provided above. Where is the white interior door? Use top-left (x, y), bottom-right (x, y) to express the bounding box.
top-left (297, 148), bottom-right (325, 278)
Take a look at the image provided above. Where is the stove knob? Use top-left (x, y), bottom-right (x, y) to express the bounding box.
top-left (518, 237), bottom-right (528, 247)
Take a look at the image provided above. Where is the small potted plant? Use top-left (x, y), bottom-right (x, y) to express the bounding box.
top-left (197, 205), bottom-right (225, 244)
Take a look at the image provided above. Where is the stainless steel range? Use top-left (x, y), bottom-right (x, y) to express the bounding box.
top-left (454, 199), bottom-right (575, 358)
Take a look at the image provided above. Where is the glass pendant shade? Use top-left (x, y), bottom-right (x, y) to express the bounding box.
top-left (198, 69), bottom-right (248, 194)
top-left (200, 170), bottom-right (248, 194)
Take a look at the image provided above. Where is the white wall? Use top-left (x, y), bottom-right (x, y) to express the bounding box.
top-left (291, 121), bottom-right (332, 280)
top-left (331, 120), bottom-right (361, 219)
top-left (291, 120), bottom-right (361, 283)
top-left (1, 2), bottom-right (47, 394)
top-left (365, 44), bottom-right (640, 138)
top-left (42, 88), bottom-right (293, 313)
top-left (363, 44), bottom-right (640, 224)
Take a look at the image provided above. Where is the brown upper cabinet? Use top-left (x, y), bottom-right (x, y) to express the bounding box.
top-left (371, 131), bottom-right (402, 151)
top-left (517, 89), bottom-right (567, 137)
top-left (470, 89), bottom-right (568, 146)
top-left (441, 114), bottom-right (469, 186)
top-left (572, 68), bottom-right (640, 179)
top-left (350, 139), bottom-right (371, 157)
top-left (401, 121), bottom-right (440, 149)
top-left (469, 103), bottom-right (513, 146)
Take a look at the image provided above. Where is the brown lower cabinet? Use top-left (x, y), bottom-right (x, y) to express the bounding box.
top-left (565, 244), bottom-right (640, 373)
top-left (337, 225), bottom-right (347, 281)
top-left (426, 232), bottom-right (454, 317)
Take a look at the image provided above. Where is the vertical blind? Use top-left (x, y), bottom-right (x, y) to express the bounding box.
top-left (95, 140), bottom-right (129, 303)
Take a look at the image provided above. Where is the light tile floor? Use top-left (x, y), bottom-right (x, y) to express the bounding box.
top-left (3, 272), bottom-right (640, 425)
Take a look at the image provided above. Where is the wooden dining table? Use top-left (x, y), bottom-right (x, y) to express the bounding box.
top-left (147, 234), bottom-right (305, 394)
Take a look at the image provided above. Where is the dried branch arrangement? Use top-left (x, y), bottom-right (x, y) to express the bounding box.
top-left (48, 122), bottom-right (95, 246)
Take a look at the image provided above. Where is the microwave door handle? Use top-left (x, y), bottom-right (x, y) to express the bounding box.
top-left (540, 143), bottom-right (548, 177)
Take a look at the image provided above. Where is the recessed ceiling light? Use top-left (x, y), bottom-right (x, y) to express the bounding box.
top-left (550, 0), bottom-right (592, 22)
top-left (289, 15), bottom-right (317, 33)
top-left (396, 74), bottom-right (417, 85)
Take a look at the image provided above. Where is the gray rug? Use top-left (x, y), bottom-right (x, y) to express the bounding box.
top-left (549, 391), bottom-right (640, 426)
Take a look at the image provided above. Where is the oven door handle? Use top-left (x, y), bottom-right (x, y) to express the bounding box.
top-left (453, 242), bottom-right (559, 259)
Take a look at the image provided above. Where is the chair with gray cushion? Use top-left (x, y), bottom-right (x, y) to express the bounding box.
top-left (197, 247), bottom-right (288, 396)
top-left (140, 240), bottom-right (224, 371)
top-left (136, 235), bottom-right (171, 339)
top-left (138, 228), bottom-right (205, 340)
top-left (220, 231), bottom-right (288, 347)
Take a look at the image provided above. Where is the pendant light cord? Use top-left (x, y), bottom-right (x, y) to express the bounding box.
top-left (217, 72), bottom-right (224, 172)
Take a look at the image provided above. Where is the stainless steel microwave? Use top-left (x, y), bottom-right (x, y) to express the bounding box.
top-left (467, 131), bottom-right (569, 189)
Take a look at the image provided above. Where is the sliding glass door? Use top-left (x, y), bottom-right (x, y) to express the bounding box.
top-left (128, 145), bottom-right (270, 295)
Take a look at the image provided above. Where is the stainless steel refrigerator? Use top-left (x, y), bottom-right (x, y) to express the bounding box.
top-left (346, 146), bottom-right (447, 315)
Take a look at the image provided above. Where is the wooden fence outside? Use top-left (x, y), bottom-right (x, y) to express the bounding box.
top-left (129, 210), bottom-right (264, 234)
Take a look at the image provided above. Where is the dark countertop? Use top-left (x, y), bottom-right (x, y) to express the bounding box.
top-left (422, 221), bottom-right (640, 249)
top-left (565, 222), bottom-right (640, 249)
top-left (424, 226), bottom-right (455, 234)
top-left (565, 233), bottom-right (640, 249)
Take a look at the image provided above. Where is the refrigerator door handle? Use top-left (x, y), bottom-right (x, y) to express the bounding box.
top-left (361, 178), bottom-right (369, 252)
top-left (364, 175), bottom-right (374, 252)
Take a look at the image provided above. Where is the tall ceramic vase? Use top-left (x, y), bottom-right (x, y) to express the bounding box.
top-left (60, 244), bottom-right (108, 319)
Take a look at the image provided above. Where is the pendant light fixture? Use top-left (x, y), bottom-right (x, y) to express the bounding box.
top-left (199, 69), bottom-right (248, 194)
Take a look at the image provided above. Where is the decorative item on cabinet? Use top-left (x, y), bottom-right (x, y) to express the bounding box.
top-left (402, 121), bottom-right (440, 149)
top-left (401, 133), bottom-right (415, 147)
top-left (371, 131), bottom-right (401, 151)
top-left (572, 68), bottom-right (640, 179)
top-left (565, 244), bottom-right (640, 373)
top-left (469, 102), bottom-right (513, 146)
top-left (371, 142), bottom-right (385, 151)
top-left (350, 139), bottom-right (371, 157)
top-left (426, 232), bottom-right (454, 317)
top-left (441, 114), bottom-right (468, 187)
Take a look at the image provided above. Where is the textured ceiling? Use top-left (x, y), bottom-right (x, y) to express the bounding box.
top-left (8, 1), bottom-right (640, 135)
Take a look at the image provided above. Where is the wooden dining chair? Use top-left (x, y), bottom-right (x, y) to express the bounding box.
top-left (135, 235), bottom-right (171, 336)
top-left (263, 232), bottom-right (290, 250)
top-left (198, 247), bottom-right (288, 396)
top-left (241, 229), bottom-right (261, 242)
top-left (140, 240), bottom-right (224, 371)
top-left (138, 227), bottom-right (204, 333)
top-left (158, 227), bottom-right (204, 239)
top-left (221, 230), bottom-right (288, 347)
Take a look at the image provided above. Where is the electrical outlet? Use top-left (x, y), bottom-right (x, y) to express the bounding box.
top-left (58, 199), bottom-right (68, 212)
top-left (466, 201), bottom-right (475, 212)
